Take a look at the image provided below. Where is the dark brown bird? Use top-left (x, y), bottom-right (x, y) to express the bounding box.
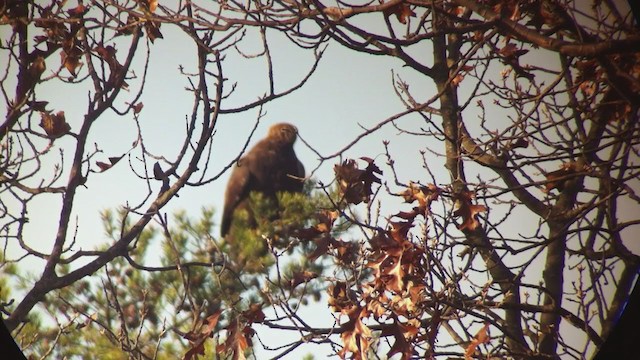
top-left (220, 123), bottom-right (305, 237)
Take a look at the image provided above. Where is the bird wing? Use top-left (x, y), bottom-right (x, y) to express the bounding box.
top-left (220, 159), bottom-right (253, 236)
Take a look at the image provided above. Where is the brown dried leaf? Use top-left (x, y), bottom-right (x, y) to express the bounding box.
top-left (364, 286), bottom-right (389, 319)
top-left (242, 304), bottom-right (265, 324)
top-left (383, 2), bottom-right (416, 24)
top-left (289, 270), bottom-right (318, 289)
top-left (67, 4), bottom-right (87, 17)
top-left (18, 55), bottom-right (47, 97)
top-left (316, 210), bottom-right (338, 233)
top-left (147, 0), bottom-right (158, 12)
top-left (29, 56), bottom-right (47, 80)
top-left (453, 190), bottom-right (486, 231)
top-left (451, 73), bottom-right (465, 87)
top-left (473, 30), bottom-right (484, 42)
top-left (28, 100), bottom-right (49, 111)
top-left (144, 21), bottom-right (163, 43)
top-left (328, 281), bottom-right (357, 314)
top-left (394, 210), bottom-right (418, 221)
top-left (401, 182), bottom-right (440, 217)
top-left (384, 320), bottom-right (418, 359)
top-left (388, 220), bottom-right (412, 243)
top-left (499, 43), bottom-right (528, 59)
top-left (384, 256), bottom-right (404, 293)
top-left (95, 45), bottom-right (117, 65)
top-left (183, 311), bottom-right (222, 360)
top-left (300, 210), bottom-right (339, 240)
top-left (307, 235), bottom-right (333, 260)
top-left (109, 155), bottom-right (124, 166)
top-left (464, 323), bottom-right (490, 360)
top-left (510, 137), bottom-right (529, 150)
top-left (575, 60), bottom-right (598, 82)
top-left (452, 65), bottom-right (474, 86)
top-left (117, 14), bottom-right (141, 36)
top-left (335, 158), bottom-right (382, 205)
top-left (544, 162), bottom-right (578, 193)
top-left (61, 48), bottom-right (82, 76)
top-left (97, 155), bottom-right (124, 172)
top-left (132, 102), bottom-right (144, 114)
top-left (96, 161), bottom-right (112, 172)
top-left (368, 231), bottom-right (399, 252)
top-left (338, 307), bottom-right (372, 359)
top-left (39, 111), bottom-right (71, 139)
top-left (153, 162), bottom-right (165, 180)
top-left (334, 239), bottom-right (359, 265)
top-left (450, 6), bottom-right (465, 16)
top-left (579, 81), bottom-right (596, 96)
top-left (218, 319), bottom-right (251, 360)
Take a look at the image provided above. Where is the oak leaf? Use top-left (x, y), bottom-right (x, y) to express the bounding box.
top-left (498, 43), bottom-right (533, 79)
top-left (544, 162), bottom-right (579, 193)
top-left (299, 210), bottom-right (339, 240)
top-left (153, 162), bottom-right (171, 193)
top-left (401, 182), bottom-right (440, 217)
top-left (384, 256), bottom-right (405, 293)
top-left (365, 295), bottom-right (389, 319)
top-left (147, 0), bottom-right (158, 12)
top-left (338, 306), bottom-right (372, 360)
top-left (67, 4), bottom-right (87, 17)
top-left (453, 190), bottom-right (486, 231)
top-left (132, 102), bottom-right (144, 114)
top-left (499, 43), bottom-right (528, 59)
top-left (452, 65), bottom-right (474, 87)
top-left (117, 14), bottom-right (142, 36)
top-left (329, 281), bottom-right (357, 314)
top-left (29, 56), bottom-right (46, 81)
top-left (383, 319), bottom-right (419, 360)
top-left (334, 158), bottom-right (382, 205)
top-left (217, 319), bottom-right (252, 360)
top-left (369, 231), bottom-right (399, 253)
top-left (289, 270), bottom-right (318, 289)
top-left (388, 220), bottom-right (412, 243)
top-left (242, 303), bottom-right (265, 324)
top-left (96, 155), bottom-right (124, 172)
top-left (183, 311), bottom-right (222, 360)
top-left (334, 239), bottom-right (359, 265)
top-left (464, 323), bottom-right (490, 360)
top-left (18, 56), bottom-right (47, 97)
top-left (28, 101), bottom-right (49, 112)
top-left (39, 111), bottom-right (71, 139)
top-left (144, 21), bottom-right (163, 42)
top-left (61, 47), bottom-right (82, 76)
top-left (383, 2), bottom-right (416, 24)
top-left (316, 209), bottom-right (338, 233)
top-left (307, 234), bottom-right (334, 260)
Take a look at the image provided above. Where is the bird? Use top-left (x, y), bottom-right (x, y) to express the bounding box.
top-left (220, 123), bottom-right (305, 237)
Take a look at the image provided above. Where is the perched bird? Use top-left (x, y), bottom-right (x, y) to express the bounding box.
top-left (220, 123), bottom-right (305, 237)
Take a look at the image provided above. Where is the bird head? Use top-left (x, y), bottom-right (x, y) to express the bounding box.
top-left (268, 123), bottom-right (298, 146)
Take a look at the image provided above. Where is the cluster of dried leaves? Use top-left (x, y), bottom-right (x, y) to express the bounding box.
top-left (6, 0), bottom-right (158, 144)
top-left (329, 160), bottom-right (493, 359)
top-left (183, 305), bottom-right (266, 360)
top-left (180, 157), bottom-right (495, 359)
